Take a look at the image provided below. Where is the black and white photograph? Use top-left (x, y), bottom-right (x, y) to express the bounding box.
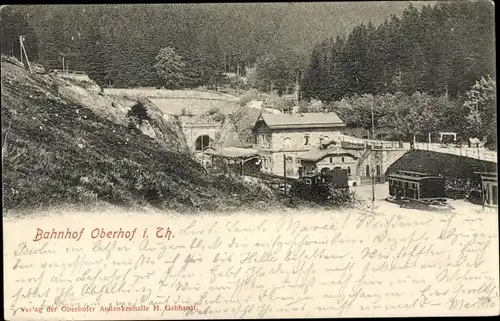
top-left (2, 2), bottom-right (498, 319)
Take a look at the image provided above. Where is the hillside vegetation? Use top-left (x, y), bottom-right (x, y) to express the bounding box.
top-left (2, 3), bottom-right (422, 87)
top-left (1, 57), bottom-right (279, 213)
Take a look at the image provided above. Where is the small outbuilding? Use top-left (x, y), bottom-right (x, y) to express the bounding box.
top-left (474, 172), bottom-right (498, 207)
top-left (297, 145), bottom-right (359, 178)
top-left (205, 147), bottom-right (261, 176)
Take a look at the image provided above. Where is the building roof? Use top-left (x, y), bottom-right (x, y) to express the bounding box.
top-left (205, 147), bottom-right (259, 159)
top-left (298, 147), bottom-right (358, 162)
top-left (474, 172), bottom-right (498, 182)
top-left (386, 170), bottom-right (444, 181)
top-left (257, 112), bottom-right (345, 130)
top-left (387, 173), bottom-right (444, 181)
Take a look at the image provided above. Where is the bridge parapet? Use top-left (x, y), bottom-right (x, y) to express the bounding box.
top-left (339, 134), bottom-right (496, 163)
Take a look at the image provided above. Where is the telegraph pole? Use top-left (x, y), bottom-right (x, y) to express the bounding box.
top-left (19, 36), bottom-right (23, 65)
top-left (371, 101), bottom-right (375, 210)
top-left (371, 102), bottom-right (375, 140)
top-left (283, 154), bottom-right (287, 196)
top-left (476, 102), bottom-right (481, 161)
top-left (18, 35), bottom-right (32, 73)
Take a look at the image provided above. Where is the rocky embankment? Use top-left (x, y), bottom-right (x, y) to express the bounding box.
top-left (1, 56), bottom-right (279, 213)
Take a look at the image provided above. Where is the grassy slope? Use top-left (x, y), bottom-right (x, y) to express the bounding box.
top-left (1, 58), bottom-right (280, 213)
top-left (386, 150), bottom-right (497, 182)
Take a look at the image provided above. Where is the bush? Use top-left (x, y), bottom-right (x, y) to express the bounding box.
top-left (127, 102), bottom-right (150, 127)
top-left (239, 88), bottom-right (260, 107)
top-left (213, 113), bottom-right (226, 123)
top-left (207, 107), bottom-right (220, 115)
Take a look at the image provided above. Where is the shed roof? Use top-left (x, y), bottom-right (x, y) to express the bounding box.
top-left (387, 173), bottom-right (444, 181)
top-left (205, 147), bottom-right (259, 159)
top-left (257, 112), bottom-right (345, 129)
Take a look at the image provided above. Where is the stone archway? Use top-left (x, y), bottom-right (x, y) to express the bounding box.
top-left (195, 135), bottom-right (211, 151)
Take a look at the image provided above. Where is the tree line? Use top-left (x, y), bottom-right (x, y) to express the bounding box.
top-left (0, 3), bottom-right (495, 146)
top-left (300, 1), bottom-right (495, 101)
top-left (328, 75), bottom-right (495, 145)
top-left (1, 3), bottom-right (422, 89)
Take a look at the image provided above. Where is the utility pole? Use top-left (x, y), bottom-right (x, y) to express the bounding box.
top-left (371, 101), bottom-right (375, 210)
top-left (480, 175), bottom-right (485, 211)
top-left (371, 101), bottom-right (375, 139)
top-left (476, 102), bottom-right (481, 161)
top-left (283, 154), bottom-right (287, 196)
top-left (18, 35), bottom-right (32, 73)
top-left (19, 36), bottom-right (23, 65)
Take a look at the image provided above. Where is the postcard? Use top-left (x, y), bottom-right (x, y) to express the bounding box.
top-left (2, 2), bottom-right (498, 320)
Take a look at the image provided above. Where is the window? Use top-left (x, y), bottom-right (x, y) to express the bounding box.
top-left (330, 157), bottom-right (333, 163)
top-left (366, 165), bottom-right (370, 177)
top-left (348, 167), bottom-right (351, 175)
top-left (341, 157), bottom-right (345, 163)
top-left (257, 135), bottom-right (263, 146)
top-left (304, 178), bottom-right (312, 185)
top-left (283, 137), bottom-right (292, 149)
top-left (304, 134), bottom-right (310, 145)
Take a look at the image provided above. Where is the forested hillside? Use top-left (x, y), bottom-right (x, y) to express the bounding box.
top-left (2, 2), bottom-right (424, 88)
top-left (301, 1), bottom-right (495, 101)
